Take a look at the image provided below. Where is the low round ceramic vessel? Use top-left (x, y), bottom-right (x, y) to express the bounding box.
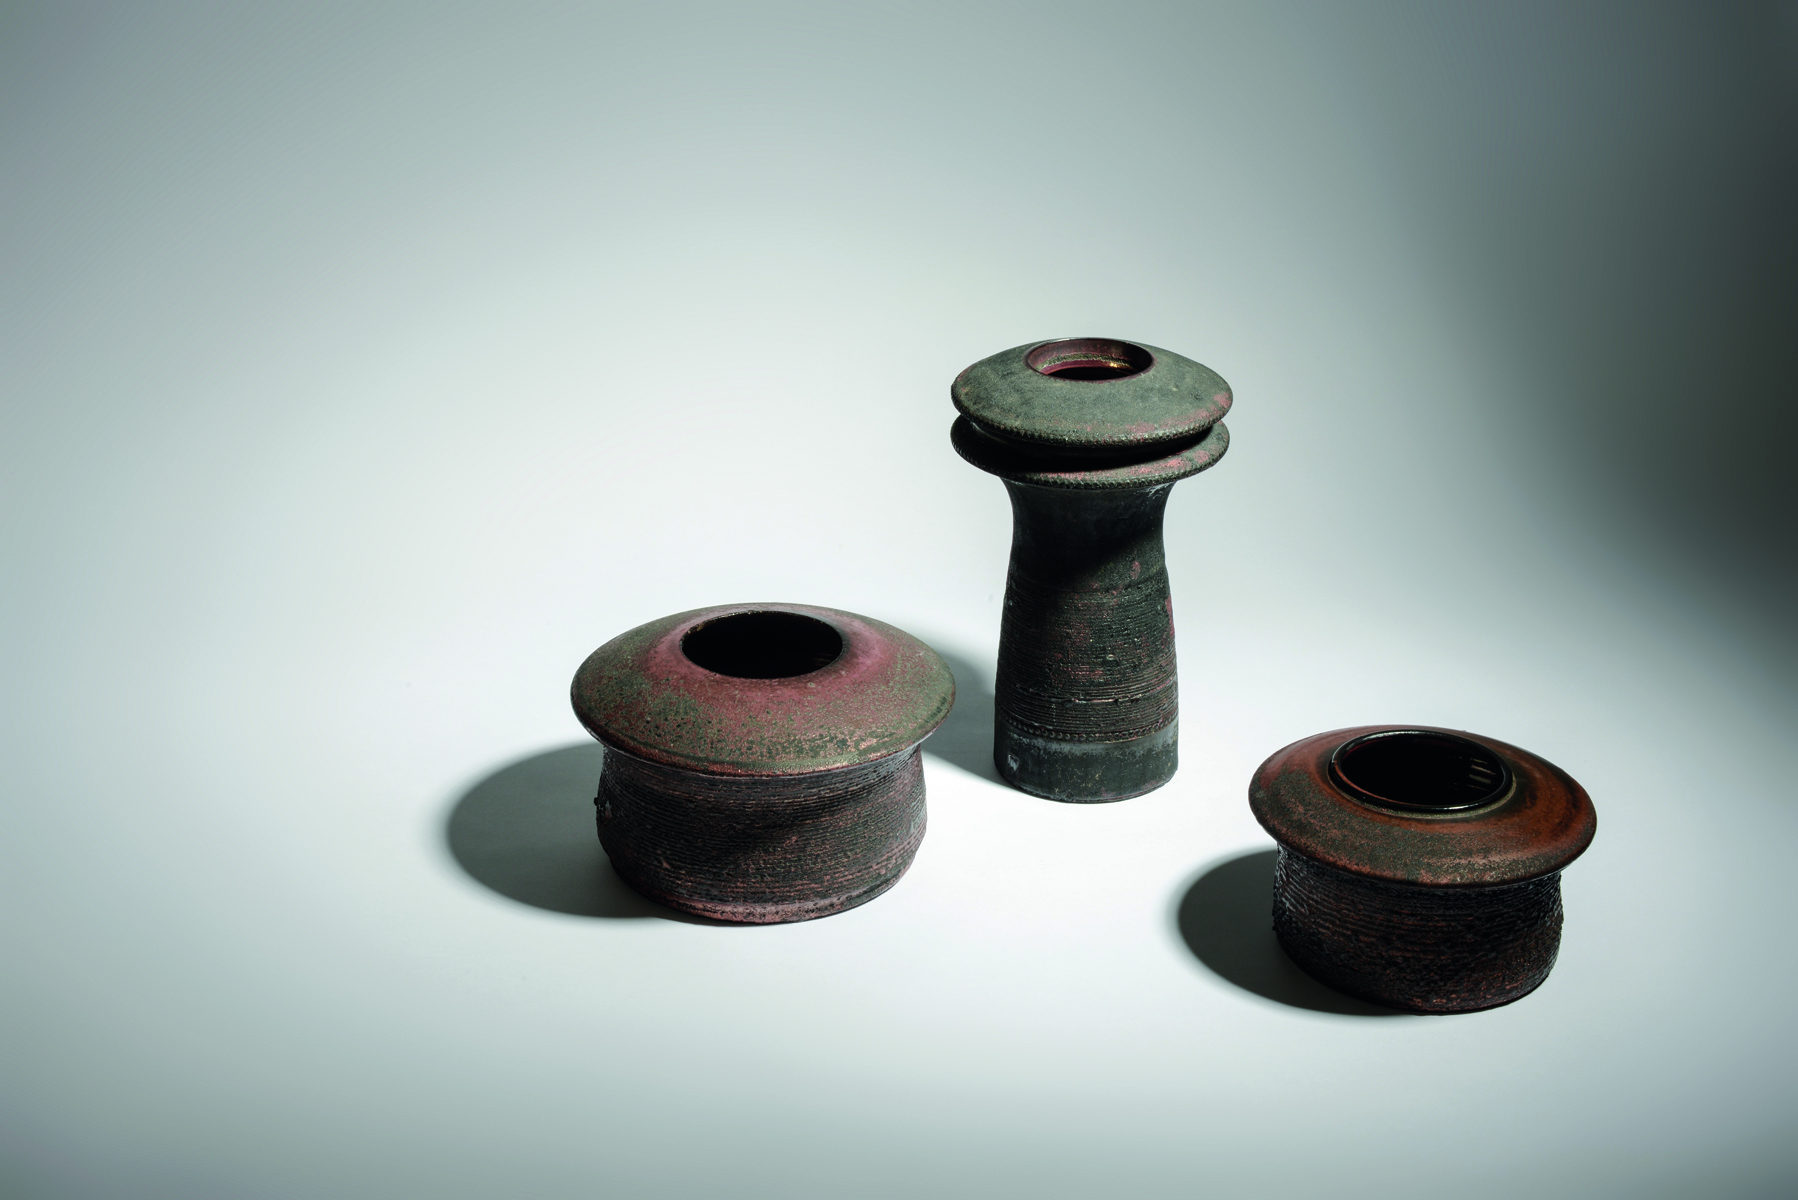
top-left (1250, 725), bottom-right (1596, 1012)
top-left (571, 603), bottom-right (954, 923)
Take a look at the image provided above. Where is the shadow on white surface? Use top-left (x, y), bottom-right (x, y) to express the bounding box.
top-left (448, 645), bottom-right (996, 921)
top-left (445, 743), bottom-right (714, 921)
top-left (920, 648), bottom-right (1001, 785)
top-left (1174, 849), bottom-right (1407, 1017)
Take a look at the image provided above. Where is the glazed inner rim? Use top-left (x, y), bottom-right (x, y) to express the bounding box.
top-left (1329, 730), bottom-right (1512, 812)
top-left (681, 611), bottom-right (844, 679)
top-left (1026, 337), bottom-right (1153, 381)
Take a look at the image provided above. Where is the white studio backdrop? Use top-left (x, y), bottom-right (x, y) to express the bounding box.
top-left (3, 3), bottom-right (1793, 1198)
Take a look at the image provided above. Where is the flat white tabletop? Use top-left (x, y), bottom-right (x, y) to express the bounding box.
top-left (4, 5), bottom-right (1791, 1198)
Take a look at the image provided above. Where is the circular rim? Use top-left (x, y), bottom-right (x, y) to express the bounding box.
top-left (572, 603), bottom-right (955, 776)
top-left (1328, 728), bottom-right (1514, 813)
top-left (1023, 337), bottom-right (1154, 380)
top-left (952, 338), bottom-right (1232, 451)
top-left (1249, 725), bottom-right (1595, 886)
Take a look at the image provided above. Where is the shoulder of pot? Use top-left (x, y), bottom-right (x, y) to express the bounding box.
top-left (951, 340), bottom-right (1232, 450)
top-left (1247, 726), bottom-right (1597, 886)
top-left (570, 604), bottom-right (956, 776)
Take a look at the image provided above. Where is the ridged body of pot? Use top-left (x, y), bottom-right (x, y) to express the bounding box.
top-left (596, 743), bottom-right (926, 924)
top-left (995, 482), bottom-right (1179, 800)
top-left (572, 603), bottom-right (954, 923)
top-left (1250, 726), bottom-right (1596, 1012)
top-left (952, 337), bottom-right (1231, 801)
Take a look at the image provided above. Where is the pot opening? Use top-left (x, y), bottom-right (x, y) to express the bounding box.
top-left (1026, 337), bottom-right (1152, 381)
top-left (1329, 730), bottom-right (1511, 812)
top-left (682, 611), bottom-right (844, 679)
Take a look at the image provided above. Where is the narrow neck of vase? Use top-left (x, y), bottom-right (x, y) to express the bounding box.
top-left (1002, 480), bottom-right (1173, 590)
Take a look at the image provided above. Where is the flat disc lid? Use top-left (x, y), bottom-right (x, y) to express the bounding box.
top-left (1249, 726), bottom-right (1596, 886)
top-left (571, 603), bottom-right (955, 776)
top-left (952, 337), bottom-right (1232, 451)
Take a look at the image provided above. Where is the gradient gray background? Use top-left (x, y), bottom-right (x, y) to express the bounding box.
top-left (3, 3), bottom-right (1793, 1197)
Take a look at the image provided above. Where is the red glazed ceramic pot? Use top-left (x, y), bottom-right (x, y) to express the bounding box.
top-left (1250, 726), bottom-right (1596, 1012)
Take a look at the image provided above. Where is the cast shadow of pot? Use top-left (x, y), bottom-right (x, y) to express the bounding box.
top-left (445, 742), bottom-right (712, 921)
top-left (920, 648), bottom-right (1002, 785)
top-left (1175, 849), bottom-right (1406, 1016)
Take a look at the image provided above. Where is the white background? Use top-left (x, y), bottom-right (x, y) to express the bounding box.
top-left (4, 4), bottom-right (1793, 1197)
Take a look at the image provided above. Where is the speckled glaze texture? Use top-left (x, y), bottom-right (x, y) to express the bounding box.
top-left (573, 605), bottom-right (953, 776)
top-left (992, 482), bottom-right (1181, 800)
top-left (952, 338), bottom-right (1230, 802)
top-left (1273, 848), bottom-right (1565, 1012)
top-left (597, 745), bottom-right (926, 923)
top-left (1250, 726), bottom-right (1596, 1012)
top-left (571, 604), bottom-right (954, 923)
top-left (952, 338), bottom-right (1231, 451)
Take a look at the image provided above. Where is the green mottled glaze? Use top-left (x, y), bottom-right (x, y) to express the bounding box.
top-left (951, 415), bottom-right (1228, 490)
top-left (572, 603), bottom-right (955, 776)
top-left (952, 339), bottom-right (1231, 450)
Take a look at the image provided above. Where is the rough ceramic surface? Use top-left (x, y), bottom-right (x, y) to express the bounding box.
top-left (1273, 847), bottom-right (1565, 1012)
top-left (952, 338), bottom-right (1232, 451)
top-left (598, 745), bottom-right (927, 924)
top-left (1249, 725), bottom-right (1596, 886)
top-left (950, 415), bottom-right (1229, 491)
top-left (573, 604), bottom-right (955, 776)
top-left (571, 603), bottom-right (954, 923)
top-left (1250, 725), bottom-right (1596, 1012)
top-left (951, 337), bottom-right (1231, 802)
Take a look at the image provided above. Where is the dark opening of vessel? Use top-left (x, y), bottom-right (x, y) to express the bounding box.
top-left (1026, 338), bottom-right (1153, 381)
top-left (1329, 730), bottom-right (1512, 812)
top-left (682, 611), bottom-right (844, 679)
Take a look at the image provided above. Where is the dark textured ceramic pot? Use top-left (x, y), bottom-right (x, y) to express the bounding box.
top-left (571, 604), bottom-right (954, 923)
top-left (951, 337), bottom-right (1231, 802)
top-left (1250, 726), bottom-right (1597, 1012)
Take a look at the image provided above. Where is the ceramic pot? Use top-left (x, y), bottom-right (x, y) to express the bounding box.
top-left (571, 603), bottom-right (954, 923)
top-left (1250, 726), bottom-right (1597, 1012)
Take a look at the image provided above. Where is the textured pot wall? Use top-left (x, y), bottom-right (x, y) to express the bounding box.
top-left (597, 747), bottom-right (928, 923)
top-left (1251, 726), bottom-right (1594, 1013)
top-left (995, 482), bottom-right (1179, 801)
top-left (1272, 847), bottom-right (1565, 1013)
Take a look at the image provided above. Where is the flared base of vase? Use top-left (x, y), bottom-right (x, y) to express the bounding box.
top-left (994, 721), bottom-right (1177, 803)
